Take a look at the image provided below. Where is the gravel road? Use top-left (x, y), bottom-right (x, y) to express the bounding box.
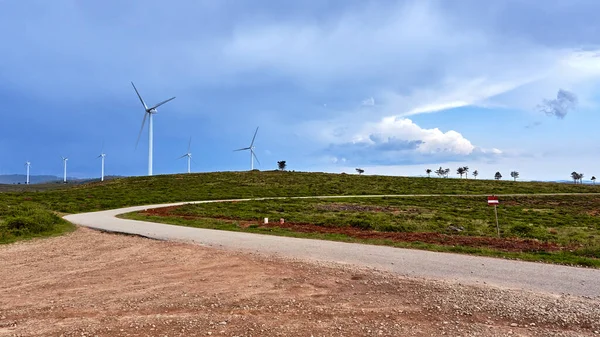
top-left (64, 197), bottom-right (600, 298)
top-left (3, 228), bottom-right (599, 336)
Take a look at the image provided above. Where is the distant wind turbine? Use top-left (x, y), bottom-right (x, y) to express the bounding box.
top-left (25, 161), bottom-right (31, 185)
top-left (61, 156), bottom-right (68, 183)
top-left (97, 144), bottom-right (106, 182)
top-left (178, 137), bottom-right (192, 174)
top-left (131, 82), bottom-right (176, 176)
top-left (234, 127), bottom-right (260, 170)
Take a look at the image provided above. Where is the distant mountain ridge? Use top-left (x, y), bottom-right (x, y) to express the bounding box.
top-left (0, 174), bottom-right (63, 184)
top-left (0, 174), bottom-right (124, 185)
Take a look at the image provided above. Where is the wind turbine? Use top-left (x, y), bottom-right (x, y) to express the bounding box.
top-left (61, 157), bottom-right (68, 183)
top-left (131, 82), bottom-right (176, 176)
top-left (234, 127), bottom-right (260, 170)
top-left (178, 137), bottom-right (192, 174)
top-left (25, 161), bottom-right (31, 185)
top-left (97, 144), bottom-right (106, 181)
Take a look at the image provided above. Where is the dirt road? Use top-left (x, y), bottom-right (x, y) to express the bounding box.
top-left (64, 199), bottom-right (600, 298)
top-left (1, 228), bottom-right (599, 337)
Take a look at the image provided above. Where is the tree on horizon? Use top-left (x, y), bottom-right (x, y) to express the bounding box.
top-left (510, 171), bottom-right (519, 181)
top-left (472, 170), bottom-right (478, 179)
top-left (435, 167), bottom-right (444, 178)
top-left (426, 168), bottom-right (432, 177)
top-left (277, 161), bottom-right (287, 171)
top-left (457, 167), bottom-right (465, 178)
top-left (571, 171), bottom-right (582, 184)
top-left (494, 172), bottom-right (502, 180)
top-left (356, 168), bottom-right (364, 175)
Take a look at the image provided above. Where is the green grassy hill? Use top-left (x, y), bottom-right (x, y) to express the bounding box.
top-left (1, 171), bottom-right (598, 244)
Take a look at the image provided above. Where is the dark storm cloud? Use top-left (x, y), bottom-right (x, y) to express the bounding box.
top-left (538, 89), bottom-right (578, 119)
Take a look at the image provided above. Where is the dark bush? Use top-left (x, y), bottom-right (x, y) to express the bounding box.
top-left (349, 219), bottom-right (373, 230)
top-left (1, 203), bottom-right (63, 237)
top-left (377, 223), bottom-right (413, 232)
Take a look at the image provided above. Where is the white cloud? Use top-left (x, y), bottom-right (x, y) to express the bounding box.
top-left (361, 97), bottom-right (375, 106)
top-left (322, 116), bottom-right (501, 165)
top-left (359, 117), bottom-right (476, 155)
top-left (386, 75), bottom-right (545, 118)
top-left (330, 156), bottom-right (347, 164)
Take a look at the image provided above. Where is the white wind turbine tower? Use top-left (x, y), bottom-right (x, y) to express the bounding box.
top-left (234, 127), bottom-right (260, 170)
top-left (25, 161), bottom-right (31, 185)
top-left (131, 82), bottom-right (176, 176)
top-left (178, 137), bottom-right (192, 174)
top-left (61, 156), bottom-right (68, 183)
top-left (97, 144), bottom-right (106, 181)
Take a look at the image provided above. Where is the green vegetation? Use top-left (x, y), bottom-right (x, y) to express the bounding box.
top-left (2, 171), bottom-right (599, 214)
top-left (124, 194), bottom-right (600, 267)
top-left (0, 202), bottom-right (75, 244)
top-left (0, 171), bottom-right (598, 250)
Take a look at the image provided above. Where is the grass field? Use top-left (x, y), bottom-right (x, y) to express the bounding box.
top-left (0, 202), bottom-right (75, 244)
top-left (124, 194), bottom-right (600, 266)
top-left (1, 171), bottom-right (599, 213)
top-left (1, 171), bottom-right (599, 265)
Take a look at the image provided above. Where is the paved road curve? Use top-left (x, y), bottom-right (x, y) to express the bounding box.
top-left (64, 196), bottom-right (600, 298)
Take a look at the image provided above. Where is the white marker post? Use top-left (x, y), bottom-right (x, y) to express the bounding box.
top-left (487, 196), bottom-right (500, 237)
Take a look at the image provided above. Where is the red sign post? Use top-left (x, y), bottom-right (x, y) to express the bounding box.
top-left (488, 196), bottom-right (500, 237)
top-left (487, 196), bottom-right (499, 205)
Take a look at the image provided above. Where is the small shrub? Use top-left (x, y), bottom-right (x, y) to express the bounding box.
top-left (510, 223), bottom-right (533, 236)
top-left (348, 219), bottom-right (373, 230)
top-left (0, 203), bottom-right (64, 237)
top-left (377, 223), bottom-right (412, 232)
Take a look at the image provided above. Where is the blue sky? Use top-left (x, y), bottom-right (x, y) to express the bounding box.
top-left (0, 0), bottom-right (599, 181)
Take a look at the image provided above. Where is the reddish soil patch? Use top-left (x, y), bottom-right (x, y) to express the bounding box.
top-left (140, 207), bottom-right (566, 253)
top-left (258, 222), bottom-right (563, 252)
top-left (587, 209), bottom-right (600, 217)
top-left (316, 203), bottom-right (396, 212)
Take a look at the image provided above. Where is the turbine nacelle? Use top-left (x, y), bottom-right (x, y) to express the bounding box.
top-left (234, 127), bottom-right (260, 170)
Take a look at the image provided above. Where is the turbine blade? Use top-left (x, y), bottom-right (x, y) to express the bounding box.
top-left (252, 150), bottom-right (261, 166)
top-left (96, 154), bottom-right (102, 159)
top-left (131, 82), bottom-right (148, 110)
top-left (150, 96), bottom-right (176, 110)
top-left (187, 136), bottom-right (191, 153)
top-left (250, 126), bottom-right (259, 147)
top-left (135, 113), bottom-right (148, 150)
top-left (101, 141), bottom-right (104, 153)
top-left (234, 147), bottom-right (250, 152)
top-left (177, 154), bottom-right (187, 159)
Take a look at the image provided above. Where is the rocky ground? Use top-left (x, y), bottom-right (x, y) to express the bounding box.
top-left (0, 228), bottom-right (599, 337)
